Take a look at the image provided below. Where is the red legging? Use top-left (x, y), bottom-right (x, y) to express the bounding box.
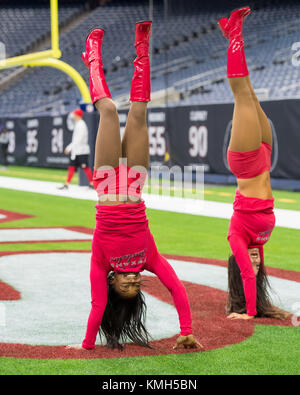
top-left (66, 166), bottom-right (93, 184)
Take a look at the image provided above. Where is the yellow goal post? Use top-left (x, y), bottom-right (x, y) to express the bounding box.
top-left (0, 0), bottom-right (91, 104)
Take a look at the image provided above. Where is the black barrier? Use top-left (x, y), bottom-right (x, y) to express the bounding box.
top-left (1, 116), bottom-right (72, 168)
top-left (1, 99), bottom-right (300, 180)
top-left (0, 114), bottom-right (96, 171)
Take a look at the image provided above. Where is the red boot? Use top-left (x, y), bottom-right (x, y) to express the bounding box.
top-left (82, 29), bottom-right (111, 104)
top-left (130, 21), bottom-right (152, 102)
top-left (218, 7), bottom-right (251, 78)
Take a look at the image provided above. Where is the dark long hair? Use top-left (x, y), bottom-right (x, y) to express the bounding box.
top-left (99, 273), bottom-right (152, 350)
top-left (227, 255), bottom-right (289, 320)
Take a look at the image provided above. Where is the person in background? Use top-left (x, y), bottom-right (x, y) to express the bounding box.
top-left (218, 7), bottom-right (289, 320)
top-left (58, 108), bottom-right (94, 190)
top-left (0, 125), bottom-right (9, 170)
top-left (66, 22), bottom-right (202, 352)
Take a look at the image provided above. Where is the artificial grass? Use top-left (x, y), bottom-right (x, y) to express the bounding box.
top-left (0, 185), bottom-right (299, 375)
top-left (1, 188), bottom-right (299, 271)
top-left (1, 166), bottom-right (300, 211)
top-left (0, 166), bottom-right (78, 185)
top-left (0, 189), bottom-right (95, 229)
top-left (0, 326), bottom-right (299, 375)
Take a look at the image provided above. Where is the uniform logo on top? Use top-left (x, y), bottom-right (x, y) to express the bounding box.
top-left (110, 248), bottom-right (147, 270)
top-left (256, 229), bottom-right (273, 242)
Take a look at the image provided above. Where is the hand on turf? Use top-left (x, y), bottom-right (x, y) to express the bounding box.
top-left (65, 344), bottom-right (87, 351)
top-left (227, 313), bottom-right (254, 320)
top-left (173, 335), bottom-right (204, 350)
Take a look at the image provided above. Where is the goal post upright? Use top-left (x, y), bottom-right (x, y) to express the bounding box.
top-left (50, 0), bottom-right (60, 56)
top-left (0, 0), bottom-right (91, 104)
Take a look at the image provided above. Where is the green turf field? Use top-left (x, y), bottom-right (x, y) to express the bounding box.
top-left (1, 166), bottom-right (300, 211)
top-left (0, 326), bottom-right (299, 375)
top-left (0, 166), bottom-right (299, 375)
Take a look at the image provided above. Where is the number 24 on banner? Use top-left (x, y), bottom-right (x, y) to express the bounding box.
top-left (51, 128), bottom-right (64, 154)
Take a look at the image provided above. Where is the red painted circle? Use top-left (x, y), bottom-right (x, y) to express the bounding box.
top-left (0, 251), bottom-right (294, 359)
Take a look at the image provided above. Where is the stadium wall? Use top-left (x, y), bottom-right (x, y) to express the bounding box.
top-left (1, 99), bottom-right (300, 182)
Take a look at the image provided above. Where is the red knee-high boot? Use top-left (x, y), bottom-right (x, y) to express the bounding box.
top-left (66, 166), bottom-right (76, 184)
top-left (82, 29), bottom-right (111, 104)
top-left (83, 167), bottom-right (93, 184)
top-left (130, 21), bottom-right (152, 102)
top-left (218, 7), bottom-right (251, 78)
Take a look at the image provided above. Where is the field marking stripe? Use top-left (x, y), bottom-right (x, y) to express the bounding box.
top-left (0, 252), bottom-right (297, 348)
top-left (0, 248), bottom-right (299, 281)
top-left (163, 253), bottom-right (300, 282)
top-left (0, 227), bottom-right (93, 243)
top-left (1, 176), bottom-right (300, 230)
top-left (0, 239), bottom-right (91, 245)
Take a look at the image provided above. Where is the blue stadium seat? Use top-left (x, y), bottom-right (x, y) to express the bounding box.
top-left (1, 0), bottom-right (300, 115)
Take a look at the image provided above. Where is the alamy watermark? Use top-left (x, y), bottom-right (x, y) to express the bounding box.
top-left (95, 158), bottom-right (205, 204)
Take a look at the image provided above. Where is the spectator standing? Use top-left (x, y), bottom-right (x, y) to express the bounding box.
top-left (0, 125), bottom-right (9, 170)
top-left (58, 109), bottom-right (93, 190)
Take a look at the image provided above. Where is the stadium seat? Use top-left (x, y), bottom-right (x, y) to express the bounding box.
top-left (1, 0), bottom-right (300, 115)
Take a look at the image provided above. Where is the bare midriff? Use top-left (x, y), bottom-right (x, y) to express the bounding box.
top-left (237, 170), bottom-right (273, 200)
top-left (98, 194), bottom-right (141, 205)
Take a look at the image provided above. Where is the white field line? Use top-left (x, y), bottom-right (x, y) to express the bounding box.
top-left (0, 176), bottom-right (300, 230)
top-left (0, 253), bottom-right (298, 345)
top-left (0, 228), bottom-right (92, 243)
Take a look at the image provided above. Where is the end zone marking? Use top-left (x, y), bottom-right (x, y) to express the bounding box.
top-left (0, 226), bottom-right (93, 244)
top-left (0, 209), bottom-right (33, 224)
top-left (0, 251), bottom-right (298, 359)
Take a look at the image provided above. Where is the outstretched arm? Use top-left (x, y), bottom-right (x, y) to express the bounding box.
top-left (147, 252), bottom-right (192, 335)
top-left (228, 233), bottom-right (257, 318)
top-left (67, 250), bottom-right (109, 350)
top-left (146, 250), bottom-right (203, 349)
top-left (82, 252), bottom-right (109, 349)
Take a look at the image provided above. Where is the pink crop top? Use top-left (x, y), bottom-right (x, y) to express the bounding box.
top-left (93, 164), bottom-right (147, 198)
top-left (228, 190), bottom-right (275, 316)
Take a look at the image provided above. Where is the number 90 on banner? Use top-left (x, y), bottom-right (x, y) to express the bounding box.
top-left (188, 125), bottom-right (208, 158)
